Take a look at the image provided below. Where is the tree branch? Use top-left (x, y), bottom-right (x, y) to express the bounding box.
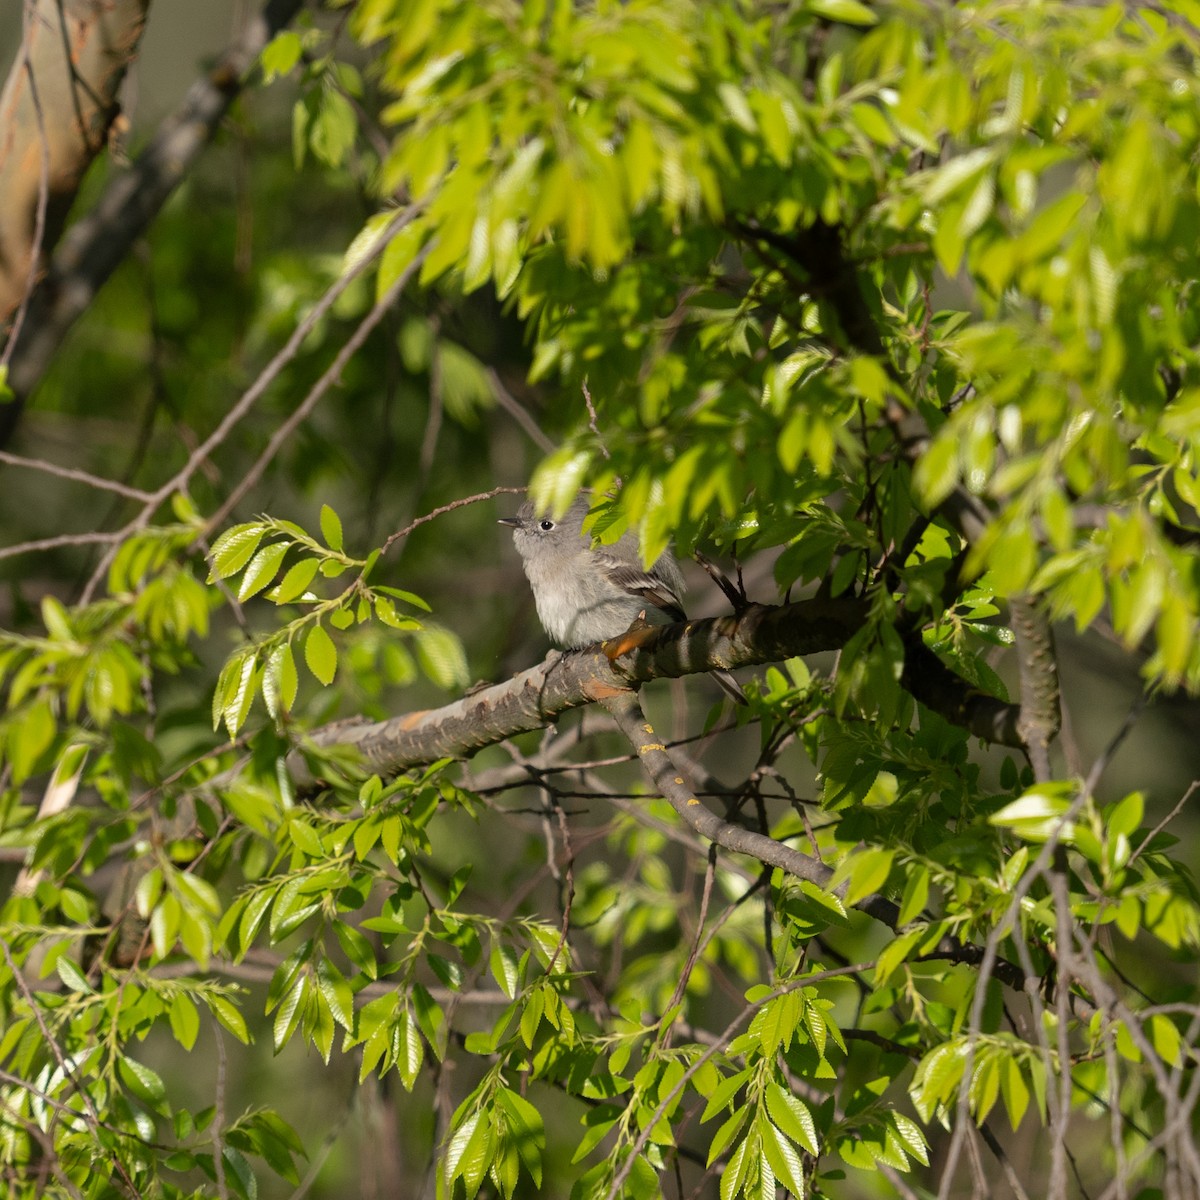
top-left (1, 0), bottom-right (307, 439)
top-left (288, 597), bottom-right (1025, 790)
top-left (1011, 596), bottom-right (1061, 781)
top-left (0, 0), bottom-right (151, 327)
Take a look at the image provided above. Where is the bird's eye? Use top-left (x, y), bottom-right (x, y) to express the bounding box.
top-left (539, 520), bottom-right (555, 532)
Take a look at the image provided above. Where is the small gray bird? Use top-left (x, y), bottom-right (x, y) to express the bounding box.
top-left (499, 496), bottom-right (744, 703)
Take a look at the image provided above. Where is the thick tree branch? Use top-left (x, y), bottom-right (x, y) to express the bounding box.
top-left (289, 597), bottom-right (1025, 788)
top-left (0, 0), bottom-right (306, 440)
top-left (0, 0), bottom-right (150, 327)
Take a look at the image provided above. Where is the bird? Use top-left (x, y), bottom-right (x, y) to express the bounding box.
top-left (499, 495), bottom-right (745, 704)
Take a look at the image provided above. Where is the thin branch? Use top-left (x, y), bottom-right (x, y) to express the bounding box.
top-left (380, 485), bottom-right (528, 556)
top-left (1126, 781), bottom-right (1195, 870)
top-left (601, 964), bottom-right (871, 1200)
top-left (0, 448), bottom-right (154, 500)
top-left (598, 688), bottom-right (896, 921)
top-left (485, 367), bottom-right (556, 452)
top-left (212, 1021), bottom-right (229, 1200)
top-left (0, 937), bottom-right (144, 1198)
top-left (0, 529), bottom-right (122, 563)
top-left (581, 378), bottom-right (610, 459)
top-left (204, 239), bottom-right (432, 531)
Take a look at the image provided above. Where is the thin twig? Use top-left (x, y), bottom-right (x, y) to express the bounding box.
top-left (74, 203), bottom-right (423, 600)
top-left (212, 1019), bottom-right (229, 1200)
top-left (203, 227), bottom-right (430, 533)
top-left (581, 378), bottom-right (610, 459)
top-left (601, 963), bottom-right (872, 1200)
top-left (381, 485), bottom-right (527, 555)
top-left (0, 529), bottom-right (122, 563)
top-left (0, 449), bottom-right (155, 500)
top-left (1127, 779), bottom-right (1198, 870)
top-left (486, 367), bottom-right (555, 452)
top-left (0, 937), bottom-right (144, 1197)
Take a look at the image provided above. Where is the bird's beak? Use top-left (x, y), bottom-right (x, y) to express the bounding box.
top-left (497, 516), bottom-right (523, 529)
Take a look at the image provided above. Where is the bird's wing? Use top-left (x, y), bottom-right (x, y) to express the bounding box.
top-left (592, 551), bottom-right (687, 622)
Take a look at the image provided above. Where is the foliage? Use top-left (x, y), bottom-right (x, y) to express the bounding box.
top-left (2, 1), bottom-right (1200, 1198)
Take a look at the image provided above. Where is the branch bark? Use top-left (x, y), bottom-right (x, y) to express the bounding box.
top-left (288, 597), bottom-right (1025, 789)
top-left (1010, 596), bottom-right (1061, 781)
top-left (0, 0), bottom-right (150, 327)
top-left (0, 0), bottom-right (306, 440)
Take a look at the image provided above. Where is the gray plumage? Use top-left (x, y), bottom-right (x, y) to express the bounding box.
top-left (499, 496), bottom-right (746, 703)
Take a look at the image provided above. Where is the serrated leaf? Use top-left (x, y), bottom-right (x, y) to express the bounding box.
top-left (55, 957), bottom-right (91, 993)
top-left (208, 524), bottom-right (267, 582)
top-left (119, 1056), bottom-right (167, 1104)
top-left (765, 1083), bottom-right (819, 1155)
top-left (168, 994), bottom-right (200, 1051)
top-left (763, 1119), bottom-right (807, 1198)
top-left (208, 993), bottom-right (250, 1044)
top-left (238, 541), bottom-right (289, 601)
top-left (320, 504), bottom-right (344, 552)
top-left (490, 940), bottom-right (519, 999)
top-left (271, 558), bottom-right (320, 604)
top-left (304, 624), bottom-right (338, 686)
top-left (278, 642), bottom-right (299, 711)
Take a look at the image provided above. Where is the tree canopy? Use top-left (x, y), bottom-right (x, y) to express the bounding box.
top-left (1, 1), bottom-right (1200, 1198)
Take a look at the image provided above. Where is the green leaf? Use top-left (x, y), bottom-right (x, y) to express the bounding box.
top-left (169, 993), bottom-right (201, 1051)
top-left (706, 1105), bottom-right (749, 1167)
top-left (913, 435), bottom-right (958, 508)
top-left (316, 957), bottom-right (355, 1031)
top-left (497, 1087), bottom-right (546, 1187)
top-left (765, 1083), bottom-right (819, 1155)
top-left (207, 993), bottom-right (251, 1044)
top-left (897, 865), bottom-right (930, 926)
top-left (270, 557), bottom-right (320, 604)
top-left (209, 524), bottom-right (267, 582)
top-left (762, 1119), bottom-right (807, 1198)
top-left (720, 1134), bottom-right (751, 1200)
top-left (806, 0), bottom-right (878, 24)
top-left (841, 847), bottom-right (895, 907)
top-left (1149, 1014), bottom-right (1182, 1068)
top-left (304, 623), bottom-right (338, 686)
top-left (238, 540), bottom-right (290, 601)
top-left (261, 30), bottom-right (302, 82)
top-left (989, 786), bottom-right (1075, 841)
top-left (490, 940), bottom-right (520, 999)
top-left (1107, 792), bottom-right (1143, 840)
top-left (702, 1067), bottom-right (751, 1123)
top-left (9, 700), bottom-right (56, 782)
top-left (414, 624), bottom-right (470, 690)
top-left (41, 595), bottom-right (72, 641)
top-left (998, 1055), bottom-right (1030, 1129)
top-left (278, 642), bottom-right (299, 711)
top-left (55, 957), bottom-right (91, 993)
top-left (119, 1056), bottom-right (167, 1105)
top-left (320, 504), bottom-right (344, 552)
